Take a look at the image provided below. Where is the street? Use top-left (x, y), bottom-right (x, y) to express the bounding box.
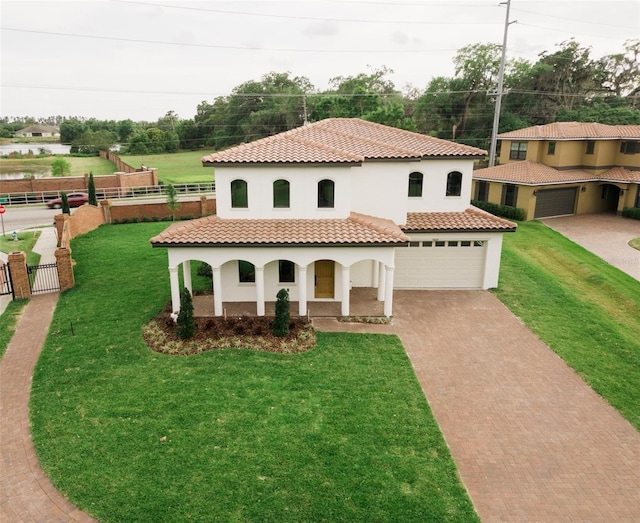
top-left (0, 205), bottom-right (59, 235)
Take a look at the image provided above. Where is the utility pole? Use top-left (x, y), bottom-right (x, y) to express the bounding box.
top-left (488, 0), bottom-right (516, 167)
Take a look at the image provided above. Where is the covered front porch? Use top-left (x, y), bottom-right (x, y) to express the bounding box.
top-left (192, 287), bottom-right (386, 318)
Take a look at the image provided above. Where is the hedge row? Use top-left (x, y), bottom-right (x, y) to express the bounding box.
top-left (471, 200), bottom-right (525, 221)
top-left (622, 207), bottom-right (640, 220)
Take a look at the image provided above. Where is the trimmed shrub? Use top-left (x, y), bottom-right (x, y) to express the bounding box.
top-left (197, 262), bottom-right (213, 279)
top-left (272, 288), bottom-right (290, 337)
top-left (622, 207), bottom-right (640, 220)
top-left (471, 200), bottom-right (525, 221)
top-left (176, 288), bottom-right (195, 339)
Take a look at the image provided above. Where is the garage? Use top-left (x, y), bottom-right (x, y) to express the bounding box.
top-left (534, 187), bottom-right (577, 218)
top-left (394, 239), bottom-right (486, 289)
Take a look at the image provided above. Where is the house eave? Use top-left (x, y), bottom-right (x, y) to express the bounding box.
top-left (402, 227), bottom-right (516, 234)
top-left (152, 241), bottom-right (407, 248)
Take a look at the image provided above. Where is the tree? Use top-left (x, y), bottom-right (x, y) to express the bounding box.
top-left (51, 156), bottom-right (71, 177)
top-left (61, 192), bottom-right (70, 214)
top-left (272, 288), bottom-right (290, 337)
top-left (88, 172), bottom-right (97, 205)
top-left (166, 184), bottom-right (180, 221)
top-left (60, 118), bottom-right (86, 143)
top-left (117, 119), bottom-right (136, 143)
top-left (176, 288), bottom-right (195, 339)
top-left (71, 130), bottom-right (117, 155)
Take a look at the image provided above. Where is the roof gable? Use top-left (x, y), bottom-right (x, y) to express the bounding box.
top-left (202, 118), bottom-right (486, 165)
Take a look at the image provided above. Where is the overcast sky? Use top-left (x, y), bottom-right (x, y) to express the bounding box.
top-left (1, 0), bottom-right (638, 122)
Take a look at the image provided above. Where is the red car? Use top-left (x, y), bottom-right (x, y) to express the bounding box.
top-left (46, 192), bottom-right (89, 209)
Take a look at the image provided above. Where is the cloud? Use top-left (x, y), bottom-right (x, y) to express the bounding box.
top-left (303, 20), bottom-right (340, 37)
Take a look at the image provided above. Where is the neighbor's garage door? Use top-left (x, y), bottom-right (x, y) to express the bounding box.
top-left (534, 187), bottom-right (577, 218)
top-left (394, 240), bottom-right (486, 289)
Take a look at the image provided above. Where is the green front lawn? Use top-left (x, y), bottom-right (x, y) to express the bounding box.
top-left (495, 220), bottom-right (640, 430)
top-left (0, 300), bottom-right (28, 358)
top-left (0, 230), bottom-right (41, 265)
top-left (120, 151), bottom-right (214, 185)
top-left (30, 223), bottom-right (478, 522)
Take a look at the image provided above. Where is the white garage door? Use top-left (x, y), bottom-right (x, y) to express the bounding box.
top-left (394, 240), bottom-right (486, 289)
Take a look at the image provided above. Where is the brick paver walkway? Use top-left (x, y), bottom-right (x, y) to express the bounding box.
top-left (318, 290), bottom-right (640, 522)
top-left (0, 293), bottom-right (97, 523)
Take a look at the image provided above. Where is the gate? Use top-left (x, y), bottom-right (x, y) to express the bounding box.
top-left (0, 262), bottom-right (13, 298)
top-left (27, 262), bottom-right (60, 295)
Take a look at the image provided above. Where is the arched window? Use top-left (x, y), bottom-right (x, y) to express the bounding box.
top-left (273, 179), bottom-right (290, 208)
top-left (231, 179), bottom-right (248, 208)
top-left (238, 260), bottom-right (255, 283)
top-left (317, 179), bottom-right (335, 208)
top-left (408, 172), bottom-right (423, 197)
top-left (446, 171), bottom-right (463, 197)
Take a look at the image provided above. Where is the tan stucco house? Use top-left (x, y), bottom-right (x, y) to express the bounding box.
top-left (151, 118), bottom-right (515, 318)
top-left (15, 125), bottom-right (60, 138)
top-left (473, 122), bottom-right (640, 220)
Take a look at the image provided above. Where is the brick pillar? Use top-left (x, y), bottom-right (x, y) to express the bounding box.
top-left (100, 200), bottom-right (112, 224)
top-left (150, 168), bottom-right (158, 186)
top-left (54, 214), bottom-right (66, 246)
top-left (55, 247), bottom-right (75, 292)
top-left (7, 251), bottom-right (30, 299)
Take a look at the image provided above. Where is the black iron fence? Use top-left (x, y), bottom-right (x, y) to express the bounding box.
top-left (27, 262), bottom-right (60, 294)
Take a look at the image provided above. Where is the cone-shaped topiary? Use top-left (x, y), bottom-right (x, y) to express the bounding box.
top-left (272, 288), bottom-right (290, 337)
top-left (176, 288), bottom-right (195, 339)
top-left (88, 172), bottom-right (98, 206)
top-left (61, 191), bottom-right (71, 215)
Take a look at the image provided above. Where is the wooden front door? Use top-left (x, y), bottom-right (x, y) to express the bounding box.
top-left (315, 260), bottom-right (334, 298)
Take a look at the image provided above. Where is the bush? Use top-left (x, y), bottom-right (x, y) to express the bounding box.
top-left (622, 207), bottom-right (640, 220)
top-left (272, 288), bottom-right (290, 337)
top-left (197, 262), bottom-right (212, 279)
top-left (471, 200), bottom-right (525, 221)
top-left (176, 288), bottom-right (195, 339)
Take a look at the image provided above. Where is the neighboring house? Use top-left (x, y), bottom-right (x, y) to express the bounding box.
top-left (151, 118), bottom-right (515, 317)
top-left (473, 122), bottom-right (640, 220)
top-left (15, 125), bottom-right (60, 138)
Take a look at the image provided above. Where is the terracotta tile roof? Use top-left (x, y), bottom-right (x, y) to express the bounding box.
top-left (474, 161), bottom-right (640, 185)
top-left (598, 167), bottom-right (640, 183)
top-left (474, 161), bottom-right (594, 185)
top-left (403, 208), bottom-right (517, 232)
top-left (202, 118), bottom-right (486, 165)
top-left (150, 212), bottom-right (409, 247)
top-left (498, 122), bottom-right (640, 140)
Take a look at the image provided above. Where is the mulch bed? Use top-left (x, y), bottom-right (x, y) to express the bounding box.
top-left (143, 305), bottom-right (317, 356)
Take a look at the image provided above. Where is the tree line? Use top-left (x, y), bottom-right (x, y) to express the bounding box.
top-left (2, 38), bottom-right (638, 154)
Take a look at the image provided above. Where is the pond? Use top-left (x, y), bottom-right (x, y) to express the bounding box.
top-left (0, 142), bottom-right (71, 155)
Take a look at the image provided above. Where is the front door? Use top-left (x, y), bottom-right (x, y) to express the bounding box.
top-left (315, 260), bottom-right (334, 298)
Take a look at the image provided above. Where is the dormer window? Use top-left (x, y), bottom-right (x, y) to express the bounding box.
top-left (446, 171), bottom-right (463, 197)
top-left (273, 179), bottom-right (290, 208)
top-left (231, 179), bottom-right (248, 208)
top-left (408, 172), bottom-right (423, 197)
top-left (317, 179), bottom-right (334, 208)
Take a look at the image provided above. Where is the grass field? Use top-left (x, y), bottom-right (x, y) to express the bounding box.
top-left (120, 150), bottom-right (214, 184)
top-left (494, 220), bottom-right (640, 430)
top-left (0, 230), bottom-right (41, 265)
top-left (0, 156), bottom-right (117, 177)
top-left (29, 223), bottom-right (478, 523)
top-left (0, 300), bottom-right (27, 358)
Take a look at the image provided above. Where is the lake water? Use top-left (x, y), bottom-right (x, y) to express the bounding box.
top-left (0, 143), bottom-right (71, 155)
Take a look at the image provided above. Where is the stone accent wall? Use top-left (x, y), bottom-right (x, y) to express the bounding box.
top-left (7, 252), bottom-right (30, 299)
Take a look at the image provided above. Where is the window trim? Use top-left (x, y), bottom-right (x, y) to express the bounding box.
top-left (231, 179), bottom-right (248, 208)
top-left (408, 171), bottom-right (423, 197)
top-left (446, 171), bottom-right (463, 197)
top-left (273, 179), bottom-right (290, 208)
top-left (317, 179), bottom-right (335, 208)
top-left (501, 184), bottom-right (518, 207)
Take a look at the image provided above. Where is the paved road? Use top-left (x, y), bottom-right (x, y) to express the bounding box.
top-left (0, 206), bottom-right (58, 234)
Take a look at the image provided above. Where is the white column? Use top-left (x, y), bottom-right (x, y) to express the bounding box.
top-left (341, 265), bottom-right (350, 316)
top-left (377, 261), bottom-right (385, 301)
top-left (298, 265), bottom-right (308, 316)
top-left (372, 259), bottom-right (379, 288)
top-left (255, 266), bottom-right (265, 316)
top-left (213, 266), bottom-right (223, 316)
top-left (384, 265), bottom-right (394, 317)
top-left (183, 260), bottom-right (192, 295)
top-left (169, 266), bottom-right (180, 313)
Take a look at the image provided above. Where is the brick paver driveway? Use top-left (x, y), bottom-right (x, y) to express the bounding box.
top-left (394, 290), bottom-right (640, 522)
top-left (317, 290), bottom-right (640, 521)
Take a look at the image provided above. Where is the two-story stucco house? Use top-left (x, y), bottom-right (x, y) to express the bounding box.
top-left (473, 122), bottom-right (640, 220)
top-left (151, 118), bottom-right (515, 317)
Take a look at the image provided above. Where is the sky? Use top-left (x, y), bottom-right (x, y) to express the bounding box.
top-left (1, 0), bottom-right (638, 122)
